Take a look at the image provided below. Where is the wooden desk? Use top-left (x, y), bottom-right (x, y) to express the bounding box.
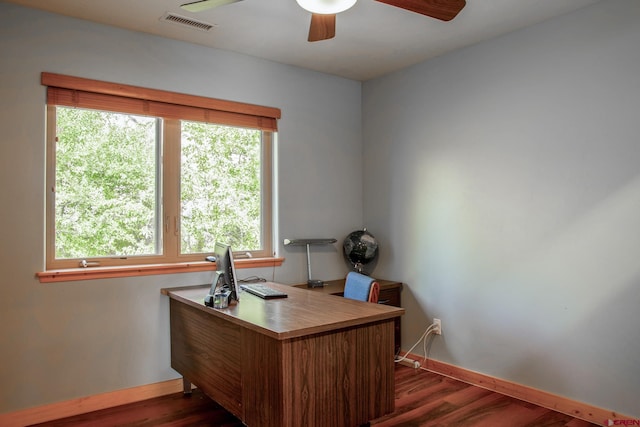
top-left (163, 283), bottom-right (404, 427)
top-left (294, 278), bottom-right (403, 354)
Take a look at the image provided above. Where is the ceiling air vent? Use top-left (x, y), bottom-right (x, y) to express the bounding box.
top-left (161, 12), bottom-right (215, 32)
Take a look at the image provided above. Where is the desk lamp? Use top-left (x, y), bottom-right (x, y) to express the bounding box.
top-left (284, 238), bottom-right (337, 287)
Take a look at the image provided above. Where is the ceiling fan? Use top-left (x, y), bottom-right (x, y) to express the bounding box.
top-left (298, 0), bottom-right (466, 42)
top-left (180, 0), bottom-right (466, 42)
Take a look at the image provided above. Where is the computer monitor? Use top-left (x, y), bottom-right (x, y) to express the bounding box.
top-left (214, 242), bottom-right (240, 301)
top-left (205, 242), bottom-right (240, 307)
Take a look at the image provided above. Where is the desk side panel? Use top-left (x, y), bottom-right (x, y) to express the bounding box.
top-left (283, 319), bottom-right (396, 427)
top-left (169, 299), bottom-right (243, 418)
top-left (242, 330), bottom-right (284, 426)
top-left (356, 320), bottom-right (396, 420)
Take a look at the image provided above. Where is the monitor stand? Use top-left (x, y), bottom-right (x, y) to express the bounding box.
top-left (204, 271), bottom-right (225, 307)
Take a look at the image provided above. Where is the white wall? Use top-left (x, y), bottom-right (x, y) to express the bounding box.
top-left (0, 3), bottom-right (362, 413)
top-left (363, 0), bottom-right (640, 417)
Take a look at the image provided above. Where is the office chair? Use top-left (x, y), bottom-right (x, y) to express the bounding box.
top-left (343, 271), bottom-right (379, 303)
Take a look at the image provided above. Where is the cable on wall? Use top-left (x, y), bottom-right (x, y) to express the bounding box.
top-left (395, 322), bottom-right (439, 369)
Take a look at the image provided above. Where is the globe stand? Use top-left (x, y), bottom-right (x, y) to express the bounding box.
top-left (283, 238), bottom-right (337, 287)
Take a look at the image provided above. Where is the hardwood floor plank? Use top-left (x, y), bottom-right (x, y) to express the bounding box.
top-left (442, 379), bottom-right (495, 406)
top-left (411, 392), bottom-right (509, 427)
top-left (29, 390), bottom-right (244, 427)
top-left (523, 410), bottom-right (591, 427)
top-left (440, 396), bottom-right (550, 427)
top-left (372, 378), bottom-right (466, 426)
top-left (31, 365), bottom-right (598, 427)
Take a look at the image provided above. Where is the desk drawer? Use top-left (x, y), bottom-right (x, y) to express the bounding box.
top-left (378, 288), bottom-right (400, 307)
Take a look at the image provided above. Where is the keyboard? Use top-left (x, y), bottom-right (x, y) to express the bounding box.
top-left (240, 283), bottom-right (288, 299)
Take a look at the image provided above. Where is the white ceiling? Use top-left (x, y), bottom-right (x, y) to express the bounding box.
top-left (5, 0), bottom-right (602, 81)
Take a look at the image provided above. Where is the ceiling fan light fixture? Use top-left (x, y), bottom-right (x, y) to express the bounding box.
top-left (296, 0), bottom-right (357, 15)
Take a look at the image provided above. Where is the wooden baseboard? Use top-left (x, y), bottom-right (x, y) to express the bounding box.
top-left (0, 378), bottom-right (186, 427)
top-left (398, 353), bottom-right (632, 425)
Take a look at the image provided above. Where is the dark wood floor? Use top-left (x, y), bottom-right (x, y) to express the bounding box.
top-left (31, 365), bottom-right (597, 427)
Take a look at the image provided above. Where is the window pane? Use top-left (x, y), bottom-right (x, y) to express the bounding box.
top-left (54, 107), bottom-right (159, 259)
top-left (180, 121), bottom-right (262, 254)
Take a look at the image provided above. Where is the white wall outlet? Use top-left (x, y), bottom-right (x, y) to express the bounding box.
top-left (433, 318), bottom-right (442, 335)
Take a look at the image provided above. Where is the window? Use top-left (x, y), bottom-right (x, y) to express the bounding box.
top-left (42, 73), bottom-right (279, 273)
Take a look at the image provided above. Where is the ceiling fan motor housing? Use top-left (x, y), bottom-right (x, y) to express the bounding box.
top-left (296, 0), bottom-right (357, 14)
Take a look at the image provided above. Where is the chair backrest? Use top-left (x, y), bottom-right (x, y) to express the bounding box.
top-left (343, 271), bottom-right (379, 303)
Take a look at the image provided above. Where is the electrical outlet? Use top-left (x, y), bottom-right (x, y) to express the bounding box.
top-left (433, 318), bottom-right (442, 335)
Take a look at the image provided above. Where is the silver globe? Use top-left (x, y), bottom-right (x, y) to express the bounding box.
top-left (343, 229), bottom-right (379, 274)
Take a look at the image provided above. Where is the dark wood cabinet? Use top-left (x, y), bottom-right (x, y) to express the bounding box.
top-left (294, 278), bottom-right (403, 354)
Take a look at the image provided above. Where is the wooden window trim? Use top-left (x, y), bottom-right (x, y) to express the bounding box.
top-left (42, 73), bottom-right (280, 131)
top-left (37, 257), bottom-right (285, 283)
top-left (41, 72), bottom-right (280, 274)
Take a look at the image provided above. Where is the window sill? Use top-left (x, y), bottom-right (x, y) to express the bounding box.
top-left (36, 257), bottom-right (284, 283)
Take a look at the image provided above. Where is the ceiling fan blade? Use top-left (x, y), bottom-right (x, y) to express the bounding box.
top-left (375, 0), bottom-right (466, 21)
top-left (180, 0), bottom-right (243, 13)
top-left (308, 14), bottom-right (336, 42)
